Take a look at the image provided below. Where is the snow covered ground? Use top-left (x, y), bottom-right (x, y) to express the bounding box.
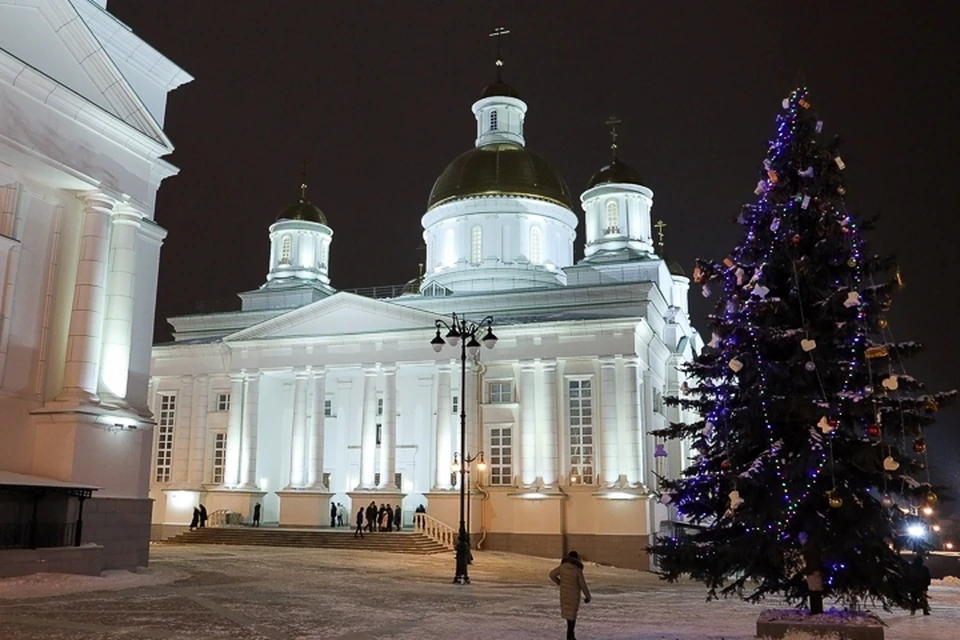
top-left (0, 544), bottom-right (955, 639)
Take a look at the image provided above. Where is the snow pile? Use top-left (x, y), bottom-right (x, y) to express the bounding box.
top-left (934, 575), bottom-right (960, 587)
top-left (0, 568), bottom-right (187, 599)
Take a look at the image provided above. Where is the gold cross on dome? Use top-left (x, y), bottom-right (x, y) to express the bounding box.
top-left (489, 27), bottom-right (510, 71)
top-left (654, 219), bottom-right (667, 250)
top-left (300, 161), bottom-right (310, 199)
top-left (605, 116), bottom-right (621, 159)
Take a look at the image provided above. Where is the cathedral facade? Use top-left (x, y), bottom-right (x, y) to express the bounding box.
top-left (149, 70), bottom-right (700, 569)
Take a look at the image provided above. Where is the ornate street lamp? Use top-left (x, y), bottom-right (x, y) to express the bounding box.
top-left (431, 313), bottom-right (496, 584)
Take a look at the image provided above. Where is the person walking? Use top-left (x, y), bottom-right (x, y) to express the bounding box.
top-left (337, 503), bottom-right (345, 527)
top-left (329, 502), bottom-right (337, 528)
top-left (909, 554), bottom-right (932, 615)
top-left (189, 506), bottom-right (200, 531)
top-left (549, 551), bottom-right (591, 640)
top-left (366, 502), bottom-right (377, 533)
top-left (198, 504), bottom-right (208, 528)
top-left (386, 504), bottom-right (394, 532)
top-left (252, 503), bottom-right (262, 527)
top-left (354, 507), bottom-right (365, 538)
top-left (394, 504), bottom-right (402, 531)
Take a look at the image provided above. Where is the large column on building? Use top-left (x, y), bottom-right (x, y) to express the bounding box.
top-left (288, 368), bottom-right (310, 488)
top-left (189, 375), bottom-right (209, 485)
top-left (306, 367), bottom-right (327, 489)
top-left (98, 206), bottom-right (142, 402)
top-left (519, 360), bottom-right (537, 487)
top-left (58, 192), bottom-right (115, 404)
top-left (377, 365), bottom-right (398, 489)
top-left (358, 365), bottom-right (378, 489)
top-left (223, 372), bottom-right (244, 487)
top-left (539, 359), bottom-right (559, 486)
top-left (239, 371), bottom-right (260, 489)
top-left (434, 363), bottom-right (453, 489)
top-left (599, 357), bottom-right (619, 485)
top-left (622, 357), bottom-right (642, 485)
top-left (172, 375), bottom-right (193, 484)
top-left (465, 360), bottom-right (478, 463)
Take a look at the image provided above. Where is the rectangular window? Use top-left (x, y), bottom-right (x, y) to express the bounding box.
top-left (451, 394), bottom-right (459, 415)
top-left (324, 397), bottom-right (334, 417)
top-left (489, 381), bottom-right (512, 404)
top-left (374, 473), bottom-right (401, 487)
top-left (322, 472), bottom-right (332, 489)
top-left (653, 389), bottom-right (664, 414)
top-left (376, 396), bottom-right (384, 417)
top-left (568, 379), bottom-right (594, 485)
top-left (212, 433), bottom-right (227, 484)
top-left (215, 392), bottom-right (230, 412)
top-left (155, 394), bottom-right (176, 483)
top-left (488, 426), bottom-right (513, 486)
top-left (376, 424), bottom-right (382, 445)
top-left (450, 471), bottom-right (460, 487)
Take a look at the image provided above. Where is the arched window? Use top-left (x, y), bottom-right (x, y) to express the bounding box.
top-left (605, 201), bottom-right (620, 234)
top-left (471, 225), bottom-right (483, 264)
top-left (280, 235), bottom-right (292, 264)
top-left (490, 110), bottom-right (498, 131)
top-left (530, 227), bottom-right (542, 264)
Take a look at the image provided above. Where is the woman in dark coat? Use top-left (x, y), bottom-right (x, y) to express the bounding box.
top-left (189, 507), bottom-right (200, 531)
top-left (549, 551), bottom-right (591, 640)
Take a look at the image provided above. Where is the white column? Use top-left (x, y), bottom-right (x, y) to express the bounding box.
top-left (378, 365), bottom-right (398, 489)
top-left (639, 369), bottom-right (652, 488)
top-left (239, 370), bottom-right (260, 489)
top-left (599, 357), bottom-right (619, 485)
top-left (519, 360), bottom-right (537, 487)
top-left (59, 192), bottom-right (115, 403)
top-left (358, 365), bottom-right (378, 489)
top-left (223, 372), bottom-right (244, 487)
top-left (434, 363), bottom-right (453, 489)
top-left (173, 375), bottom-right (193, 484)
top-left (539, 359), bottom-right (558, 486)
top-left (190, 375), bottom-right (209, 485)
top-left (98, 207), bottom-right (142, 402)
top-left (623, 357), bottom-right (642, 485)
top-left (465, 360), bottom-right (478, 460)
top-left (288, 368), bottom-right (310, 487)
top-left (306, 367), bottom-right (327, 489)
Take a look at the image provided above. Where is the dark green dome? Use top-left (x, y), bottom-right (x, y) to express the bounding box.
top-left (278, 197), bottom-right (326, 225)
top-left (480, 79), bottom-right (520, 100)
top-left (428, 143), bottom-right (571, 210)
top-left (667, 260), bottom-right (686, 277)
top-left (586, 159), bottom-right (644, 190)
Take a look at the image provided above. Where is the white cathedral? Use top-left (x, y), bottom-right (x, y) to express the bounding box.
top-left (149, 65), bottom-right (701, 569)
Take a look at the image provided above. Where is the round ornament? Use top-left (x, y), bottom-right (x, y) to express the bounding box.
top-left (877, 318), bottom-right (888, 329)
top-left (847, 258), bottom-right (856, 267)
top-left (913, 438), bottom-right (927, 454)
top-left (866, 425), bottom-right (881, 438)
top-left (827, 491), bottom-right (843, 509)
top-left (721, 459), bottom-right (731, 470)
top-left (864, 384), bottom-right (874, 395)
top-left (881, 494), bottom-right (895, 508)
top-left (926, 492), bottom-right (938, 505)
top-left (792, 234), bottom-right (801, 244)
top-left (805, 361), bottom-right (816, 372)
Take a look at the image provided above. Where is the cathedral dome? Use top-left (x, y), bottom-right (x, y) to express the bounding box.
top-left (586, 159), bottom-right (643, 190)
top-left (667, 260), bottom-right (686, 277)
top-left (278, 197), bottom-right (326, 225)
top-left (479, 79), bottom-right (520, 100)
top-left (428, 143), bottom-right (572, 210)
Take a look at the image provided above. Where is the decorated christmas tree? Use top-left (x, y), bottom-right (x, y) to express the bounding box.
top-left (651, 88), bottom-right (955, 613)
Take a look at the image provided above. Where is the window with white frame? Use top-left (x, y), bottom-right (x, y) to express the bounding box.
top-left (374, 473), bottom-right (403, 488)
top-left (488, 426), bottom-right (513, 485)
top-left (322, 472), bottom-right (332, 489)
top-left (155, 394), bottom-right (176, 483)
top-left (280, 235), bottom-right (292, 264)
top-left (653, 389), bottom-right (664, 414)
top-left (324, 397), bottom-right (334, 417)
top-left (490, 110), bottom-right (498, 131)
top-left (212, 432), bottom-right (227, 484)
top-left (215, 392), bottom-right (230, 412)
top-left (489, 381), bottom-right (512, 404)
top-left (529, 227), bottom-right (542, 264)
top-left (568, 379), bottom-right (594, 484)
top-left (470, 225), bottom-right (483, 264)
top-left (605, 200), bottom-right (620, 234)
top-left (451, 393), bottom-right (459, 416)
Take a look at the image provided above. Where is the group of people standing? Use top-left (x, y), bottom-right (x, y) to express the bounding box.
top-left (354, 502), bottom-right (403, 538)
top-left (329, 502), bottom-right (347, 528)
top-left (188, 504), bottom-right (208, 530)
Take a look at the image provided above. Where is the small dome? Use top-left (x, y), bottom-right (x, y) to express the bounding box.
top-left (278, 198), bottom-right (326, 225)
top-left (428, 143), bottom-right (571, 210)
top-left (480, 79), bottom-right (520, 100)
top-left (586, 159), bottom-right (644, 190)
top-left (668, 260), bottom-right (686, 277)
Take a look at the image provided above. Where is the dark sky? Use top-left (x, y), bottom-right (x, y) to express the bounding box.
top-left (108, 1), bottom-right (960, 504)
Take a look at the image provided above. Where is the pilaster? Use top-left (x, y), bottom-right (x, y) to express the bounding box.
top-left (377, 365), bottom-right (398, 490)
top-left (433, 362), bottom-right (453, 490)
top-left (358, 365), bottom-right (378, 489)
top-left (518, 360), bottom-right (537, 487)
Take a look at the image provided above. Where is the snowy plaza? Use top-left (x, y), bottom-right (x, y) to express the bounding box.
top-left (0, 545), bottom-right (956, 640)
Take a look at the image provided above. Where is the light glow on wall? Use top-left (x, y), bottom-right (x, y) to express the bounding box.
top-left (169, 491), bottom-right (195, 508)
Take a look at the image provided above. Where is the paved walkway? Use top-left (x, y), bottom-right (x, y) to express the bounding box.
top-left (0, 545), bottom-right (955, 639)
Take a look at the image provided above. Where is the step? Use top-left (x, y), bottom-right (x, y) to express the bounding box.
top-left (162, 528), bottom-right (451, 554)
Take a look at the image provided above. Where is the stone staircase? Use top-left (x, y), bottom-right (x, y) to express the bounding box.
top-left (163, 527), bottom-right (451, 555)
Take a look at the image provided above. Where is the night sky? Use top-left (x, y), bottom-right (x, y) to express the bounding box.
top-left (108, 2), bottom-right (960, 502)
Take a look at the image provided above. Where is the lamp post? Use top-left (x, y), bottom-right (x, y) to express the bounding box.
top-left (453, 451), bottom-right (486, 561)
top-left (431, 313), bottom-right (497, 584)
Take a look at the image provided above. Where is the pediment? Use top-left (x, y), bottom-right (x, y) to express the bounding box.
top-left (0, 0), bottom-right (170, 148)
top-left (226, 292), bottom-right (440, 341)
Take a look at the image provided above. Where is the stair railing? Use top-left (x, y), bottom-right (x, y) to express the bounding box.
top-left (413, 513), bottom-right (456, 549)
top-left (208, 509), bottom-right (232, 527)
